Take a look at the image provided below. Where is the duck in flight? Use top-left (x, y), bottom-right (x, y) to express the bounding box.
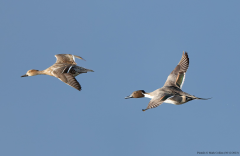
top-left (125, 52), bottom-right (210, 111)
top-left (21, 54), bottom-right (94, 91)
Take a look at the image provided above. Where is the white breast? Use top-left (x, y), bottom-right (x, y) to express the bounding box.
top-left (144, 94), bottom-right (154, 99)
top-left (164, 99), bottom-right (177, 104)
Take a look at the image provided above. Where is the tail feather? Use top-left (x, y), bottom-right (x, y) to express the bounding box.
top-left (195, 97), bottom-right (212, 100)
top-left (186, 96), bottom-right (211, 102)
top-left (87, 69), bottom-right (94, 72)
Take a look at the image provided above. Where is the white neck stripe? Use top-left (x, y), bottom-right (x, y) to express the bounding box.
top-left (144, 94), bottom-right (153, 99)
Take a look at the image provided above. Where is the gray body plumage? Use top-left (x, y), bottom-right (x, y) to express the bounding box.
top-left (125, 52), bottom-right (210, 111)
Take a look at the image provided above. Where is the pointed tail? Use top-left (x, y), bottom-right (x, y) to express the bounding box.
top-left (195, 97), bottom-right (212, 100)
top-left (186, 96), bottom-right (211, 102)
top-left (86, 69), bottom-right (94, 72)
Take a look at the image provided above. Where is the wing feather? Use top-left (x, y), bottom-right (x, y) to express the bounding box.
top-left (52, 66), bottom-right (82, 91)
top-left (55, 54), bottom-right (85, 65)
top-left (163, 51), bottom-right (189, 88)
top-left (142, 94), bottom-right (172, 111)
top-left (63, 73), bottom-right (82, 91)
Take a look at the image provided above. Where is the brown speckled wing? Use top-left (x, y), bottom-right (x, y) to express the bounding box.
top-left (55, 54), bottom-right (85, 65)
top-left (164, 52), bottom-right (189, 88)
top-left (52, 67), bottom-right (82, 91)
top-left (142, 94), bottom-right (172, 111)
top-left (63, 73), bottom-right (82, 91)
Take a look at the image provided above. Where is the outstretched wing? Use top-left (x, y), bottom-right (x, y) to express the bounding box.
top-left (52, 67), bottom-right (82, 91)
top-left (55, 54), bottom-right (85, 65)
top-left (62, 73), bottom-right (82, 91)
top-left (163, 51), bottom-right (189, 88)
top-left (142, 94), bottom-right (172, 111)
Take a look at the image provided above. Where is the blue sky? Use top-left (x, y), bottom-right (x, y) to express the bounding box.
top-left (1, 0), bottom-right (240, 156)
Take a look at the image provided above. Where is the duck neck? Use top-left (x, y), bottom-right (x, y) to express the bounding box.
top-left (36, 70), bottom-right (47, 75)
top-left (144, 93), bottom-right (153, 99)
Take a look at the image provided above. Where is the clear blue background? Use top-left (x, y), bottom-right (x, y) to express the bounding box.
top-left (1, 0), bottom-right (240, 155)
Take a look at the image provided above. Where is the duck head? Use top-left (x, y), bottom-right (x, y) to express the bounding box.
top-left (21, 69), bottom-right (39, 77)
top-left (125, 90), bottom-right (146, 99)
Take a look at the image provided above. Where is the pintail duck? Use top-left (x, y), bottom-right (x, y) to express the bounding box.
top-left (125, 52), bottom-right (210, 111)
top-left (21, 54), bottom-right (94, 91)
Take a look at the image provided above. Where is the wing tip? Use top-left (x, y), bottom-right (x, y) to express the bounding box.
top-left (74, 55), bottom-right (86, 61)
top-left (73, 84), bottom-right (82, 91)
top-left (198, 97), bottom-right (212, 100)
top-left (183, 51), bottom-right (188, 57)
top-left (181, 51), bottom-right (189, 66)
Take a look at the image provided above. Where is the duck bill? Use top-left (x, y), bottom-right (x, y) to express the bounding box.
top-left (125, 95), bottom-right (133, 99)
top-left (21, 74), bottom-right (28, 77)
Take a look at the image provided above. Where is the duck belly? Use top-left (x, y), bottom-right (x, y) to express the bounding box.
top-left (164, 96), bottom-right (185, 105)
